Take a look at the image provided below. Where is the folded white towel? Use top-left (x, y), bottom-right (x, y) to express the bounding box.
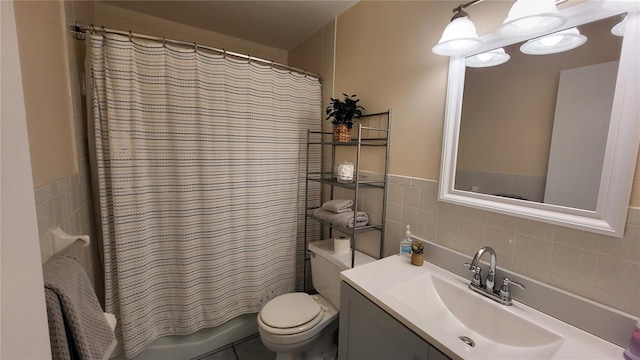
top-left (313, 208), bottom-right (369, 228)
top-left (322, 199), bottom-right (353, 213)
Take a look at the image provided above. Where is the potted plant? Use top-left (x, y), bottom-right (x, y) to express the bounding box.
top-left (411, 239), bottom-right (424, 266)
top-left (326, 93), bottom-right (364, 142)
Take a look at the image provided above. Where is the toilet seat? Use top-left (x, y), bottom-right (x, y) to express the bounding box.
top-left (259, 293), bottom-right (323, 335)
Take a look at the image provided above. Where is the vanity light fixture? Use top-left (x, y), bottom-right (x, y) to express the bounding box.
top-left (611, 15), bottom-right (627, 36)
top-left (432, 4), bottom-right (483, 56)
top-left (498, 0), bottom-right (567, 38)
top-left (433, 0), bottom-right (571, 57)
top-left (520, 27), bottom-right (587, 55)
top-left (465, 48), bottom-right (511, 67)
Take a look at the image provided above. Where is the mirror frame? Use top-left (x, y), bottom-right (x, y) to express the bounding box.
top-left (440, 1), bottom-right (640, 238)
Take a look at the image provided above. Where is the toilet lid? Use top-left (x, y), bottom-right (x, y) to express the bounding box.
top-left (260, 293), bottom-right (321, 329)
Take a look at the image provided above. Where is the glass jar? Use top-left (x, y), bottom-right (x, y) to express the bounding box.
top-left (337, 162), bottom-right (355, 183)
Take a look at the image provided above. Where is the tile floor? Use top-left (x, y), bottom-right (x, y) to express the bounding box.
top-left (193, 334), bottom-right (276, 360)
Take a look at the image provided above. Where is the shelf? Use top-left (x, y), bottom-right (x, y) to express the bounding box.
top-left (306, 174), bottom-right (385, 189)
top-left (305, 213), bottom-right (383, 235)
top-left (308, 140), bottom-right (388, 146)
top-left (303, 111), bottom-right (390, 289)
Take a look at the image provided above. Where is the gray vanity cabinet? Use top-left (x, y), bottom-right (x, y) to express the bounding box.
top-left (339, 282), bottom-right (451, 360)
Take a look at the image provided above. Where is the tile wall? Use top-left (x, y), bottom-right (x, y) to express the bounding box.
top-left (34, 173), bottom-right (96, 286)
top-left (383, 174), bottom-right (640, 317)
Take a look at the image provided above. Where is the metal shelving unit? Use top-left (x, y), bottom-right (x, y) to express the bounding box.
top-left (303, 111), bottom-right (391, 291)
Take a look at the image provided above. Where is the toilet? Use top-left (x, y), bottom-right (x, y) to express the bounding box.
top-left (257, 239), bottom-right (375, 360)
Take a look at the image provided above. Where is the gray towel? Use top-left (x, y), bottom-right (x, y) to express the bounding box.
top-left (313, 208), bottom-right (369, 228)
top-left (43, 256), bottom-right (116, 360)
top-left (322, 199), bottom-right (353, 213)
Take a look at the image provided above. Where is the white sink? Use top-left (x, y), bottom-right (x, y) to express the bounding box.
top-left (389, 273), bottom-right (564, 357)
top-left (340, 255), bottom-right (623, 360)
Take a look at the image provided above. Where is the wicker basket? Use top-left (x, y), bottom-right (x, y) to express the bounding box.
top-left (333, 124), bottom-right (352, 142)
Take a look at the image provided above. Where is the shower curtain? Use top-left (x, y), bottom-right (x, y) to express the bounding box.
top-left (86, 32), bottom-right (321, 357)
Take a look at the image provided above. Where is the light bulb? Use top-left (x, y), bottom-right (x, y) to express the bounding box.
top-left (540, 34), bottom-right (563, 47)
top-left (520, 28), bottom-right (587, 55)
top-left (466, 48), bottom-right (510, 68)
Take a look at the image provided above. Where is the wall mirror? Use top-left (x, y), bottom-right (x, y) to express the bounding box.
top-left (439, 1), bottom-right (639, 237)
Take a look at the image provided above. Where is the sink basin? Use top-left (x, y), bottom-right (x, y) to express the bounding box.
top-left (389, 273), bottom-right (564, 353)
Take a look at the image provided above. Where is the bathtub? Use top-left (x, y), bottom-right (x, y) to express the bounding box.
top-left (111, 313), bottom-right (258, 360)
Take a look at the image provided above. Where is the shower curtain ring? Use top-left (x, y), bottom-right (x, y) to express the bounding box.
top-left (288, 65), bottom-right (292, 73)
top-left (90, 24), bottom-right (95, 32)
top-left (162, 37), bottom-right (166, 47)
top-left (222, 49), bottom-right (227, 59)
top-left (101, 26), bottom-right (105, 34)
top-left (248, 56), bottom-right (252, 64)
top-left (129, 31), bottom-right (133, 40)
top-left (194, 42), bottom-right (198, 52)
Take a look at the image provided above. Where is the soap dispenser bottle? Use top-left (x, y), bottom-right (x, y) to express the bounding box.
top-left (399, 225), bottom-right (412, 258)
top-left (624, 319), bottom-right (640, 360)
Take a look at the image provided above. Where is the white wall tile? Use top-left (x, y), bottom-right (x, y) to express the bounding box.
top-left (419, 188), bottom-right (438, 212)
top-left (554, 227), bottom-right (602, 252)
top-left (388, 183), bottom-right (403, 203)
top-left (514, 234), bottom-right (553, 269)
top-left (34, 182), bottom-right (58, 205)
top-left (387, 201), bottom-right (402, 222)
top-left (517, 219), bottom-right (556, 241)
top-left (550, 244), bottom-right (598, 282)
top-left (436, 213), bottom-right (459, 249)
top-left (459, 207), bottom-right (486, 225)
top-left (401, 205), bottom-right (418, 232)
top-left (628, 207), bottom-right (640, 226)
top-left (483, 226), bottom-right (516, 259)
top-left (411, 178), bottom-right (437, 190)
top-left (402, 186), bottom-right (420, 208)
top-left (417, 210), bottom-right (436, 240)
top-left (458, 220), bottom-right (485, 256)
top-left (438, 202), bottom-right (460, 219)
top-left (35, 200), bottom-right (54, 235)
top-left (486, 213), bottom-right (519, 232)
top-left (598, 224), bottom-right (640, 263)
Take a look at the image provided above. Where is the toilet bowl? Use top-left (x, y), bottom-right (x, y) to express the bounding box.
top-left (257, 239), bottom-right (375, 359)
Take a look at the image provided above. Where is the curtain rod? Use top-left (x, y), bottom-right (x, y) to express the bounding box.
top-left (71, 22), bottom-right (321, 80)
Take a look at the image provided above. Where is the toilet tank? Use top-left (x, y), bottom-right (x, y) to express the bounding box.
top-left (308, 239), bottom-right (375, 310)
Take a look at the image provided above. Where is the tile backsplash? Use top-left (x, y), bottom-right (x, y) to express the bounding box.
top-left (384, 174), bottom-right (640, 317)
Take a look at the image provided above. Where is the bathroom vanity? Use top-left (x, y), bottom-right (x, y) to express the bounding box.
top-left (339, 281), bottom-right (450, 360)
top-left (338, 252), bottom-right (624, 360)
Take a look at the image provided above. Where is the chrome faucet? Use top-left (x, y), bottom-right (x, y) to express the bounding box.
top-left (464, 246), bottom-right (525, 306)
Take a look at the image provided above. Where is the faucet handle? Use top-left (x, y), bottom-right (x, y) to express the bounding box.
top-left (502, 277), bottom-right (525, 289)
top-left (463, 263), bottom-right (482, 287)
top-left (499, 277), bottom-right (525, 305)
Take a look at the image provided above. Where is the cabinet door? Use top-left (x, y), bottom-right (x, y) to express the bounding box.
top-left (339, 282), bottom-right (449, 360)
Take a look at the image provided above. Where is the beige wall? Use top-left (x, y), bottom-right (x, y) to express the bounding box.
top-left (14, 1), bottom-right (77, 187)
top-left (289, 20), bottom-right (336, 137)
top-left (93, 2), bottom-right (288, 64)
top-left (289, 19), bottom-right (337, 210)
top-left (334, 1), bottom-right (640, 205)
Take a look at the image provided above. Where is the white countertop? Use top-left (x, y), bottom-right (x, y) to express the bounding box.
top-left (340, 255), bottom-right (624, 360)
